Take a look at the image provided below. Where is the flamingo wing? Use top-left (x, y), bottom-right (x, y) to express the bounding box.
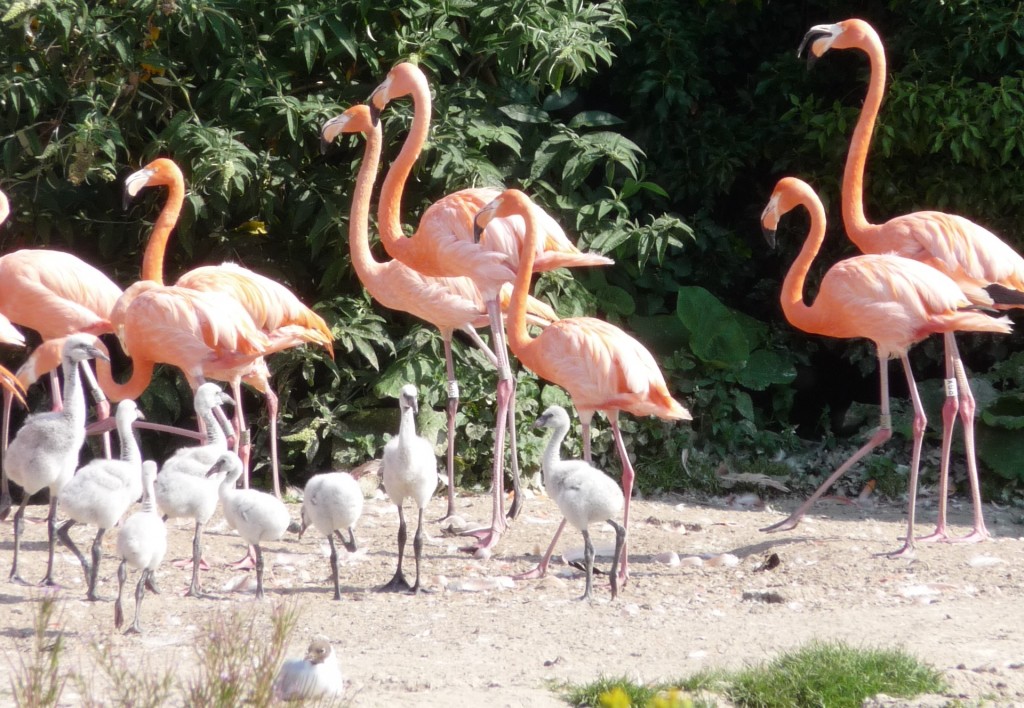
top-left (177, 263), bottom-right (334, 356)
top-left (527, 317), bottom-right (689, 420)
top-left (888, 212), bottom-right (1024, 297)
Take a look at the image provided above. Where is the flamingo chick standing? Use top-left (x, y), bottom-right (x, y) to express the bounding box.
top-left (760, 177), bottom-right (1012, 556)
top-left (535, 405), bottom-right (625, 600)
top-left (206, 452), bottom-right (289, 599)
top-left (379, 384), bottom-right (437, 594)
top-left (300, 471), bottom-right (364, 600)
top-left (57, 398), bottom-right (145, 600)
top-left (115, 460), bottom-right (167, 633)
top-left (6, 334), bottom-right (109, 586)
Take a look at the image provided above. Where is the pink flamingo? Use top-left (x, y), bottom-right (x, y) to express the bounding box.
top-left (791, 19), bottom-right (1024, 541)
top-left (474, 188), bottom-right (691, 581)
top-left (0, 189), bottom-right (123, 516)
top-left (761, 177), bottom-right (1011, 555)
top-left (320, 104), bottom-right (557, 519)
top-left (370, 62), bottom-right (612, 551)
top-left (113, 158), bottom-right (333, 495)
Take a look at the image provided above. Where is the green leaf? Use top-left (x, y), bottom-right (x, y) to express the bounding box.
top-left (498, 104), bottom-right (550, 124)
top-left (568, 111), bottom-right (625, 129)
top-left (736, 350), bottom-right (797, 391)
top-left (676, 286), bottom-right (750, 368)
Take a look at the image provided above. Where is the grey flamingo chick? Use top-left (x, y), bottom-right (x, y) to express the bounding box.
top-left (534, 405), bottom-right (625, 600)
top-left (115, 460), bottom-right (167, 633)
top-left (57, 398), bottom-right (145, 600)
top-left (379, 384), bottom-right (437, 594)
top-left (154, 447), bottom-right (231, 598)
top-left (160, 382), bottom-right (235, 477)
top-left (273, 635), bottom-right (345, 701)
top-left (6, 333), bottom-right (109, 586)
top-left (300, 471), bottom-right (364, 600)
top-left (207, 452), bottom-right (289, 599)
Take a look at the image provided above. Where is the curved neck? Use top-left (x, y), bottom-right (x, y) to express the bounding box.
top-left (94, 356), bottom-right (155, 402)
top-left (199, 403), bottom-right (227, 448)
top-left (541, 421), bottom-right (569, 478)
top-left (780, 195), bottom-right (828, 333)
top-left (842, 33), bottom-right (886, 237)
top-left (220, 466), bottom-right (242, 497)
top-left (140, 176), bottom-right (185, 284)
top-left (377, 78), bottom-right (431, 255)
top-left (506, 200), bottom-right (539, 356)
top-left (349, 123), bottom-right (386, 280)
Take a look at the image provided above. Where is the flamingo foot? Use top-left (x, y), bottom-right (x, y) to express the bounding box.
top-left (914, 528), bottom-right (950, 544)
top-left (511, 564), bottom-right (548, 581)
top-left (172, 556), bottom-right (210, 571)
top-left (760, 514), bottom-right (804, 533)
top-left (458, 526), bottom-right (504, 554)
top-left (10, 573), bottom-right (31, 586)
top-left (227, 548), bottom-right (256, 570)
top-left (377, 573), bottom-right (412, 593)
top-left (884, 543), bottom-right (915, 559)
top-left (949, 527), bottom-right (990, 544)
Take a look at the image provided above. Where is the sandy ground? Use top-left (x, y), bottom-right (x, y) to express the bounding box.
top-left (2, 479), bottom-right (1024, 707)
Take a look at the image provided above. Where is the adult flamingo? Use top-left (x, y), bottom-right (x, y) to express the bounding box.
top-left (113, 158), bottom-right (333, 495)
top-left (760, 177), bottom-right (1011, 555)
top-left (794, 19), bottom-right (1024, 542)
top-left (0, 189), bottom-right (123, 516)
top-left (474, 189), bottom-right (691, 581)
top-left (320, 104), bottom-right (556, 519)
top-left (370, 62), bottom-right (612, 550)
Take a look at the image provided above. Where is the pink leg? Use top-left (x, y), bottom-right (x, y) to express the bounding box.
top-left (763, 353), bottom-right (894, 532)
top-left (265, 387), bottom-right (280, 499)
top-left (888, 354), bottom-right (927, 558)
top-left (918, 332), bottom-right (959, 543)
top-left (608, 412), bottom-right (633, 585)
top-left (230, 379), bottom-right (250, 489)
top-left (80, 362), bottom-right (112, 458)
top-left (460, 301), bottom-right (512, 553)
top-left (440, 334), bottom-right (459, 520)
top-left (514, 518), bottom-right (567, 580)
top-left (948, 339), bottom-right (988, 543)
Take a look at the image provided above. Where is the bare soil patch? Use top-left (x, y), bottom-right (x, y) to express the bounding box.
top-left (2, 484), bottom-right (1024, 706)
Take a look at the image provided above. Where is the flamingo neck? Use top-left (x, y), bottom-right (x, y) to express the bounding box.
top-left (780, 194), bottom-right (828, 334)
top-left (349, 124), bottom-right (385, 281)
top-left (398, 404), bottom-right (418, 444)
top-left (199, 402), bottom-right (227, 449)
top-left (118, 416), bottom-right (142, 465)
top-left (506, 199), bottom-right (539, 358)
top-left (140, 175), bottom-right (185, 284)
top-left (60, 357), bottom-right (86, 428)
top-left (140, 477), bottom-right (157, 514)
top-left (541, 421), bottom-right (568, 479)
top-left (842, 32), bottom-right (886, 243)
top-left (377, 75), bottom-right (431, 259)
top-left (95, 356), bottom-right (155, 402)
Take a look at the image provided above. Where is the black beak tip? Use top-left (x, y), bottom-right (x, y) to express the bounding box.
top-left (472, 223), bottom-right (483, 243)
top-left (319, 137), bottom-right (331, 155)
top-left (762, 226), bottom-right (778, 249)
top-left (368, 103), bottom-right (381, 127)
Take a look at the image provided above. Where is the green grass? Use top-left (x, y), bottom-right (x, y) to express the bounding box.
top-left (561, 641), bottom-right (946, 707)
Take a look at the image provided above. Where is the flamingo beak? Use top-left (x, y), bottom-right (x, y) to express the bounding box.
top-left (797, 24), bottom-right (839, 68)
top-left (320, 115), bottom-right (347, 154)
top-left (123, 168), bottom-right (155, 210)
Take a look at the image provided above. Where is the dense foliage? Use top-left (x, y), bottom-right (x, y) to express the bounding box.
top-left (2, 0), bottom-right (1023, 500)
